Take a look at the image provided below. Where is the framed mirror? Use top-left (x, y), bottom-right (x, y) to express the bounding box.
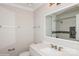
top-left (45, 5), bottom-right (79, 42)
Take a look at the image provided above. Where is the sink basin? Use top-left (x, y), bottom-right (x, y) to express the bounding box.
top-left (40, 47), bottom-right (62, 56)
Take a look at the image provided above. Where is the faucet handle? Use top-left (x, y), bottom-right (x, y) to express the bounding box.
top-left (54, 45), bottom-right (57, 49)
top-left (50, 44), bottom-right (55, 48)
top-left (50, 44), bottom-right (58, 49)
top-left (58, 47), bottom-right (63, 51)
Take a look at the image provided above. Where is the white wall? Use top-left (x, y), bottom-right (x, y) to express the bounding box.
top-left (0, 5), bottom-right (34, 55)
top-left (34, 3), bottom-right (79, 50)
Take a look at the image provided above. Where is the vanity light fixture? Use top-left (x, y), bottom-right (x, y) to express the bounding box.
top-left (49, 3), bottom-right (61, 7)
top-left (49, 3), bottom-right (55, 6)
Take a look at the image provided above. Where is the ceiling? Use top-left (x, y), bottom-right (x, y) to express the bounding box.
top-left (15, 3), bottom-right (43, 10)
top-left (2, 3), bottom-right (44, 11)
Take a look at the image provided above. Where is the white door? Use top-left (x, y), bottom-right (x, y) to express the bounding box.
top-left (0, 11), bottom-right (16, 49)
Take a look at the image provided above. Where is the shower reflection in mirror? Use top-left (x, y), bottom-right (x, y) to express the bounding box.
top-left (46, 6), bottom-right (79, 42)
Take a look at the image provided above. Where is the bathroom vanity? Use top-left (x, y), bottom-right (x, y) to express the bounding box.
top-left (30, 42), bottom-right (79, 56)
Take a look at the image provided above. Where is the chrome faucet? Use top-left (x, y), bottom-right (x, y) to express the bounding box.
top-left (50, 44), bottom-right (63, 51)
top-left (58, 47), bottom-right (63, 51)
top-left (50, 44), bottom-right (57, 49)
top-left (50, 44), bottom-right (55, 48)
top-left (54, 45), bottom-right (57, 49)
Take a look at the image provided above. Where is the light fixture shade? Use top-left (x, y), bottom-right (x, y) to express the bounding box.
top-left (49, 3), bottom-right (61, 7)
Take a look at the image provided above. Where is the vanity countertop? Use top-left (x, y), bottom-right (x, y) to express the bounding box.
top-left (30, 42), bottom-right (79, 56)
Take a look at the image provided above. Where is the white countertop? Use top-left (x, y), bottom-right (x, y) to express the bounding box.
top-left (30, 42), bottom-right (79, 56)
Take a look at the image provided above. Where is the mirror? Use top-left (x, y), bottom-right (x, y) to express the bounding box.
top-left (46, 5), bottom-right (79, 41)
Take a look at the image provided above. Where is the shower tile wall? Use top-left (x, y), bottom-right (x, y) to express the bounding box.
top-left (56, 17), bottom-right (76, 40)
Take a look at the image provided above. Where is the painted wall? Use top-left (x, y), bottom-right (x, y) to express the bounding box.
top-left (34, 3), bottom-right (79, 50)
top-left (0, 5), bottom-right (34, 55)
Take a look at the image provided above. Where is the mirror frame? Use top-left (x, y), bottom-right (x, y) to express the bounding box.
top-left (44, 3), bottom-right (79, 42)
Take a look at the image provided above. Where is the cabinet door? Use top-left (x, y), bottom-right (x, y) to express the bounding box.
top-left (0, 11), bottom-right (16, 49)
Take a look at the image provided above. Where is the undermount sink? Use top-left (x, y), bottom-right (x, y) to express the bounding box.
top-left (40, 47), bottom-right (62, 56)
